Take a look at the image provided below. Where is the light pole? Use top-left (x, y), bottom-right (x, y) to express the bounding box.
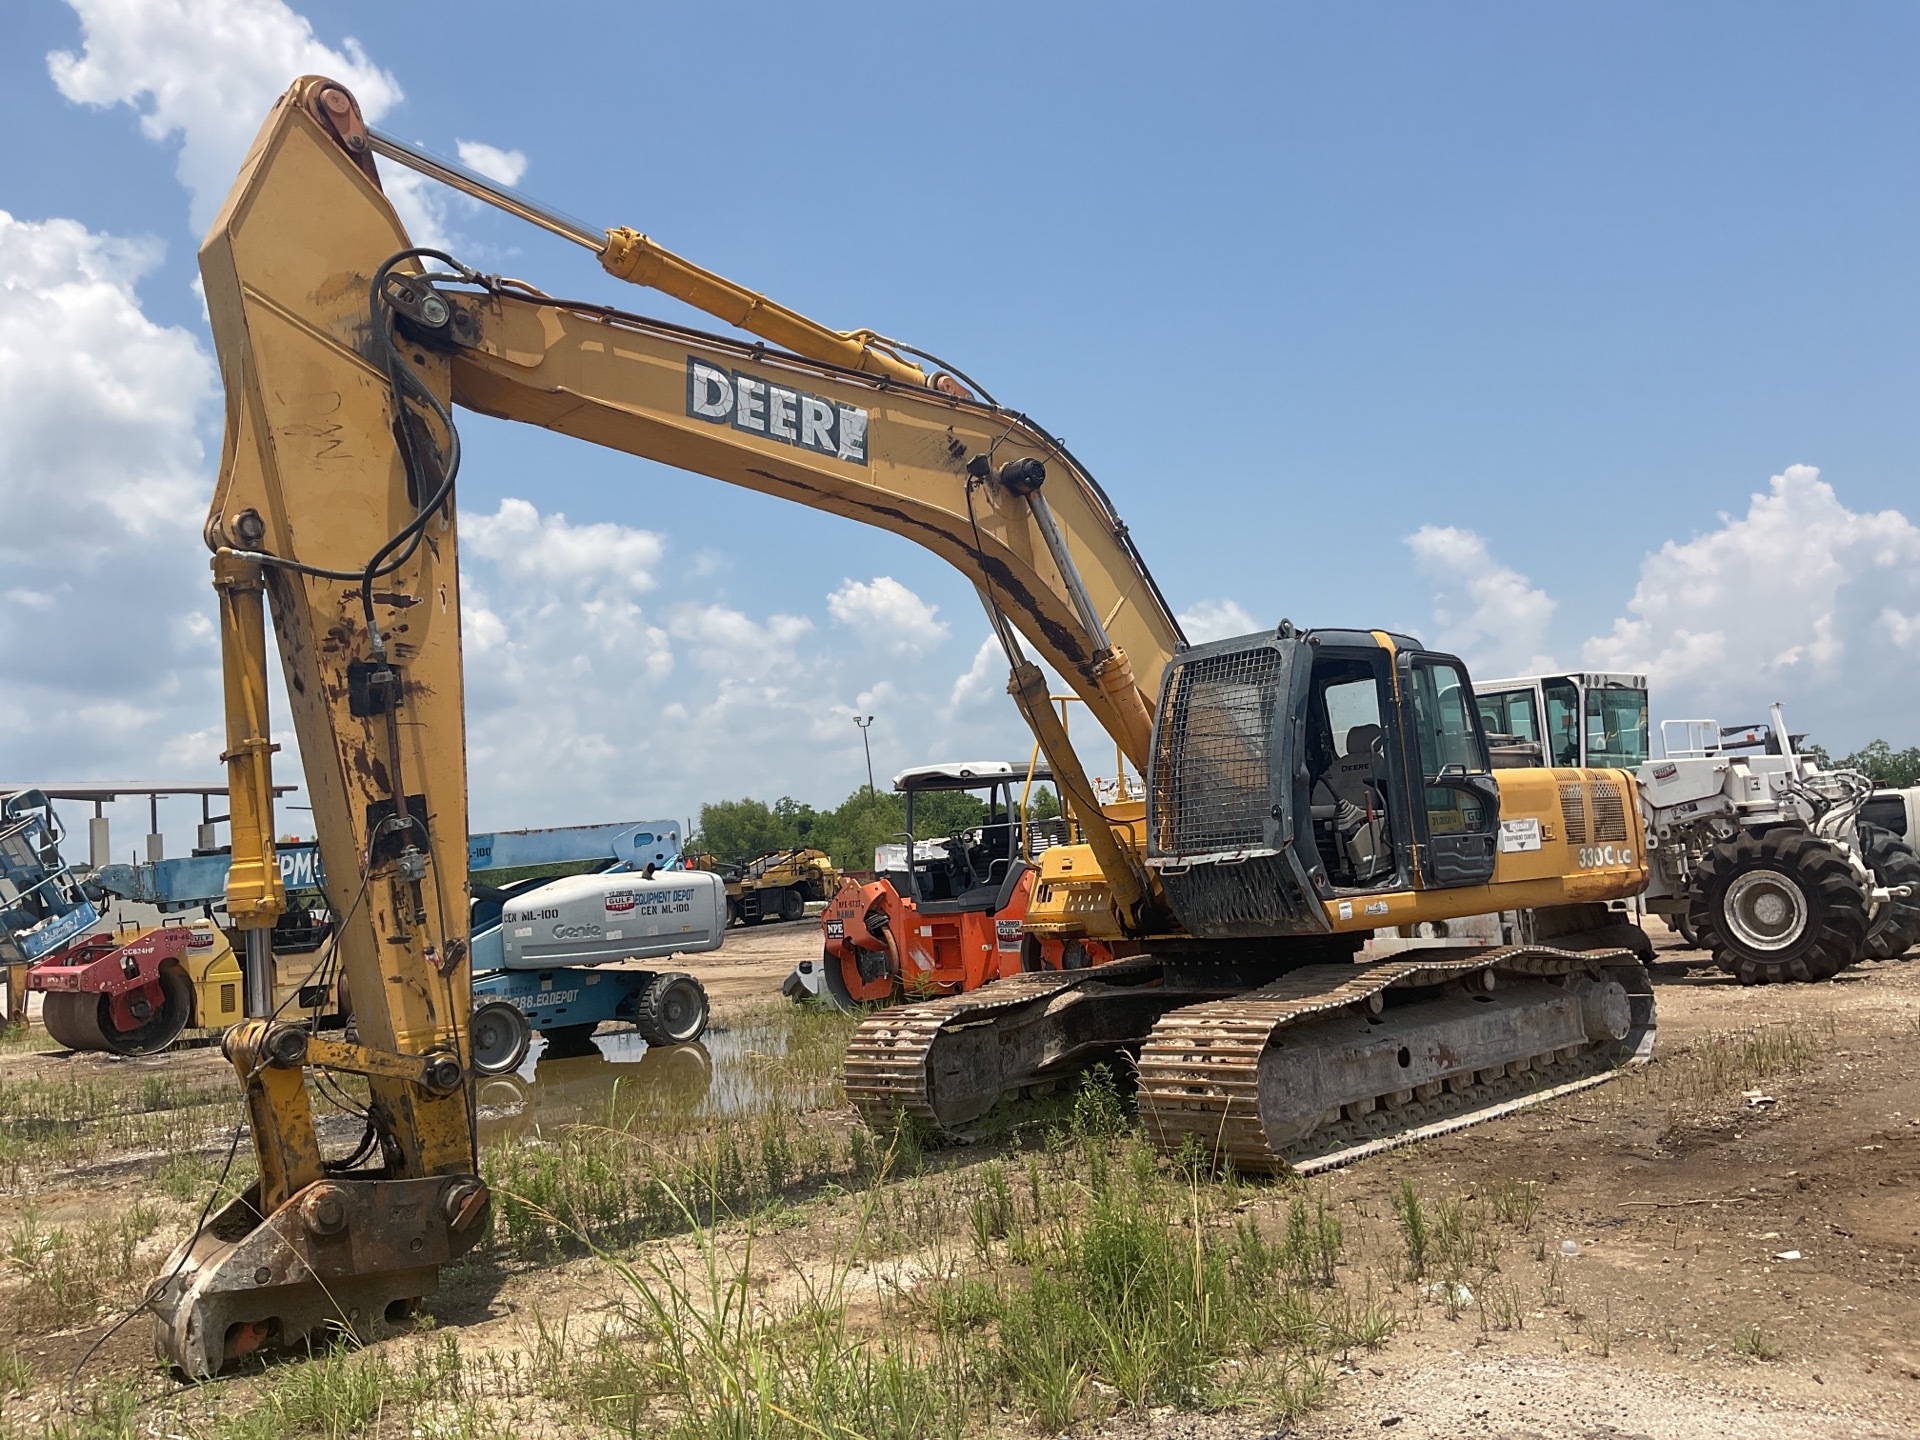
top-left (854, 715), bottom-right (875, 800)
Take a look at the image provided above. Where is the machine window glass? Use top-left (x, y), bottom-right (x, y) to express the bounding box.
top-left (1476, 688), bottom-right (1540, 743)
top-left (1542, 679), bottom-right (1581, 766)
top-left (1325, 678), bottom-right (1383, 754)
top-left (1423, 785), bottom-right (1489, 834)
top-left (1862, 796), bottom-right (1908, 835)
top-left (1309, 666), bottom-right (1396, 889)
top-left (1410, 660), bottom-right (1485, 778)
top-left (1583, 687), bottom-right (1649, 770)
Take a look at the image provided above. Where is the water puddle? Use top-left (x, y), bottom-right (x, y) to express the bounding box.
top-left (476, 1011), bottom-right (837, 1144)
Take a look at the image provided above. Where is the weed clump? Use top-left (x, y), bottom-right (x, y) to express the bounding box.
top-left (2, 1202), bottom-right (164, 1333)
top-left (1393, 1179), bottom-right (1429, 1280)
top-left (932, 1073), bottom-right (1378, 1427)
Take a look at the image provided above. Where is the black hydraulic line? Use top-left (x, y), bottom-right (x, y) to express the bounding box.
top-left (224, 248), bottom-right (472, 661)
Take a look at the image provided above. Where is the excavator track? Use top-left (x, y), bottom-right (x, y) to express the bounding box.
top-left (844, 945), bottom-right (1655, 1176)
top-left (843, 957), bottom-right (1167, 1133)
top-left (1138, 946), bottom-right (1656, 1175)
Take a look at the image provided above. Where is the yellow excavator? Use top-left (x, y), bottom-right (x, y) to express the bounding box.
top-left (156, 76), bottom-right (1656, 1374)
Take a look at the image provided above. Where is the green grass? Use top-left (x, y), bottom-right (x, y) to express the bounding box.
top-left (1609, 1017), bottom-right (1829, 1113)
top-left (1, 1201), bottom-right (164, 1333)
top-left (0, 1025), bottom-right (60, 1056)
top-left (481, 1005), bottom-right (866, 1258)
top-left (1, 1019), bottom-right (1392, 1437)
top-left (500, 1069), bottom-right (1383, 1438)
top-left (0, 1070), bottom-right (238, 1186)
top-left (1732, 1323), bottom-right (1783, 1361)
top-left (0, 1342), bottom-right (29, 1396)
top-left (1393, 1179), bottom-right (1430, 1280)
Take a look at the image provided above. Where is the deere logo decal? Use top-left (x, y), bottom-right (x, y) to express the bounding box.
top-left (685, 358), bottom-right (868, 465)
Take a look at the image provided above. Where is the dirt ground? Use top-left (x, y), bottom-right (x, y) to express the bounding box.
top-left (1271, 929), bottom-right (1920, 1440)
top-left (9, 920), bottom-right (1920, 1437)
top-left (689, 915), bottom-right (819, 1004)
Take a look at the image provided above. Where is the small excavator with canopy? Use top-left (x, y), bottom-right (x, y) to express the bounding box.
top-left (153, 76), bottom-right (1656, 1374)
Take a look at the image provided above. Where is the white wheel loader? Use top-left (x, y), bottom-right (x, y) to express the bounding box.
top-left (1638, 706), bottom-right (1920, 980)
top-left (1471, 676), bottom-right (1919, 981)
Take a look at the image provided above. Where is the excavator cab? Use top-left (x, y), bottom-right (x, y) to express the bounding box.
top-left (1149, 626), bottom-right (1502, 938)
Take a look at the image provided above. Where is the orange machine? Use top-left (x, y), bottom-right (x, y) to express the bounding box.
top-left (806, 761), bottom-right (1120, 1004)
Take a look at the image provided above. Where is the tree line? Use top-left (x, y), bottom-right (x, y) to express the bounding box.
top-left (691, 784), bottom-right (1060, 872)
top-left (1804, 739), bottom-right (1920, 788)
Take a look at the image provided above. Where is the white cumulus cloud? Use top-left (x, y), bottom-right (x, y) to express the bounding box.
top-left (1581, 465), bottom-right (1920, 742)
top-left (49, 0), bottom-right (403, 235)
top-left (1178, 598), bottom-right (1261, 644)
top-left (826, 576), bottom-right (949, 656)
top-left (455, 140), bottom-right (527, 188)
top-left (0, 210), bottom-right (221, 784)
top-left (48, 0), bottom-right (524, 252)
top-left (1883, 608), bottom-right (1920, 654)
top-left (1406, 525), bottom-right (1558, 677)
top-left (0, 213), bottom-right (212, 560)
top-left (463, 496), bottom-right (664, 594)
top-left (949, 635), bottom-right (1003, 709)
top-left (668, 603), bottom-right (815, 678)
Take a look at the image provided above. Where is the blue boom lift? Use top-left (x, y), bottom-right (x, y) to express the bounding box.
top-left (10, 812), bottom-right (723, 1070)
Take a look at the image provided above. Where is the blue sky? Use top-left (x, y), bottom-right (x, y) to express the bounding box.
top-left (3, 1), bottom-right (1918, 848)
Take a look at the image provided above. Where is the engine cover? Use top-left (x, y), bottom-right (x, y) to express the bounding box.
top-left (498, 871), bottom-right (726, 970)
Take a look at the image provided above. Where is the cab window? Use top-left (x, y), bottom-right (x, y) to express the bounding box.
top-left (1410, 660), bottom-right (1486, 777)
top-left (1542, 678), bottom-right (1581, 766)
top-left (1325, 677), bottom-right (1383, 753)
top-left (1583, 687), bottom-right (1649, 769)
top-left (1477, 688), bottom-right (1540, 743)
top-left (1862, 795), bottom-right (1909, 836)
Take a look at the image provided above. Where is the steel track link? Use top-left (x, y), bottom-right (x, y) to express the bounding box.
top-left (842, 958), bottom-right (1162, 1132)
top-left (1136, 945), bottom-right (1654, 1176)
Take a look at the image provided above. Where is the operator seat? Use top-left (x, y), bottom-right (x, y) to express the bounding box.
top-left (1319, 723), bottom-right (1392, 883)
top-left (1327, 725), bottom-right (1382, 808)
top-left (970, 810), bottom-right (1017, 888)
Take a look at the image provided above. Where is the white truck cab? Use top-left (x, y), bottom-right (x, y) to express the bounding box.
top-left (1474, 672), bottom-right (1649, 771)
top-left (1862, 788), bottom-right (1920, 848)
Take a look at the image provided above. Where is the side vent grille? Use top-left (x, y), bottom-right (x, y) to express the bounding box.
top-left (1558, 782), bottom-right (1588, 845)
top-left (1591, 780), bottom-right (1629, 842)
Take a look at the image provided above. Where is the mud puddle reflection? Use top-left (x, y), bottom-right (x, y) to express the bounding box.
top-left (476, 1011), bottom-right (835, 1144)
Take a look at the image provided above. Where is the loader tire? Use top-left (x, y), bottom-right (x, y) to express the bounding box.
top-left (1859, 824), bottom-right (1920, 961)
top-left (635, 972), bottom-right (710, 1045)
top-left (1689, 829), bottom-right (1868, 984)
top-left (1664, 912), bottom-right (1700, 948)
